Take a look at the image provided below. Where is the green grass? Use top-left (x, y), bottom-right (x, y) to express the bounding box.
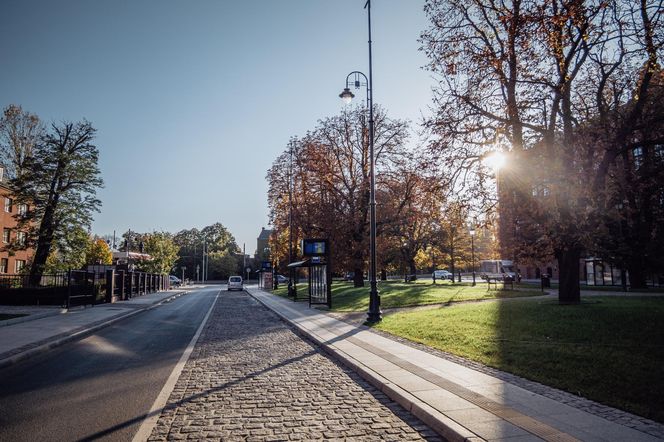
top-left (374, 296), bottom-right (664, 422)
top-left (273, 279), bottom-right (543, 311)
top-left (0, 313), bottom-right (27, 321)
top-left (331, 279), bottom-right (543, 311)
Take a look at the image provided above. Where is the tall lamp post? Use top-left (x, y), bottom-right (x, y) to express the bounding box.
top-left (338, 0), bottom-right (380, 323)
top-left (469, 225), bottom-right (476, 286)
top-left (288, 141), bottom-right (296, 299)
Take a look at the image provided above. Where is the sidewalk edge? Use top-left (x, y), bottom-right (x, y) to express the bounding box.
top-left (0, 291), bottom-right (186, 370)
top-left (246, 287), bottom-right (483, 442)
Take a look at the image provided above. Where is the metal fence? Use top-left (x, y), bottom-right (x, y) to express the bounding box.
top-left (0, 270), bottom-right (168, 307)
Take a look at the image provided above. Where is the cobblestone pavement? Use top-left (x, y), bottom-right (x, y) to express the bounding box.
top-left (328, 307), bottom-right (664, 440)
top-left (149, 291), bottom-right (442, 441)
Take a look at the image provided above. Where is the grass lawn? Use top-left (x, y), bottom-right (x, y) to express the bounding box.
top-left (330, 279), bottom-right (543, 311)
top-left (273, 279), bottom-right (543, 311)
top-left (0, 313), bottom-right (27, 321)
top-left (374, 296), bottom-right (664, 423)
top-left (273, 280), bottom-right (542, 312)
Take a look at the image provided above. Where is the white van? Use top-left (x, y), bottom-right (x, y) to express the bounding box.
top-left (227, 275), bottom-right (243, 291)
top-left (479, 260), bottom-right (517, 280)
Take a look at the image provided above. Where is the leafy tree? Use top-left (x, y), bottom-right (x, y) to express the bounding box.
top-left (0, 104), bottom-right (43, 179)
top-left (173, 223), bottom-right (239, 280)
top-left (11, 120), bottom-right (103, 285)
top-left (86, 238), bottom-right (112, 265)
top-left (137, 232), bottom-right (179, 274)
top-left (44, 226), bottom-right (91, 273)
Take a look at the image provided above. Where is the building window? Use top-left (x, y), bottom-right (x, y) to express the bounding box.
top-left (655, 144), bottom-right (664, 161)
top-left (632, 146), bottom-right (644, 169)
top-left (0, 258), bottom-right (7, 273)
top-left (4, 198), bottom-right (12, 213)
top-left (16, 231), bottom-right (26, 246)
top-left (2, 228), bottom-right (9, 243)
top-left (17, 203), bottom-right (27, 216)
top-left (15, 259), bottom-right (25, 273)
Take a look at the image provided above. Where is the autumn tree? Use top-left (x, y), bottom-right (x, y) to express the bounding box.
top-left (378, 161), bottom-right (445, 279)
top-left (11, 120), bottom-right (103, 285)
top-left (86, 238), bottom-right (113, 265)
top-left (421, 0), bottom-right (662, 302)
top-left (267, 106), bottom-right (409, 287)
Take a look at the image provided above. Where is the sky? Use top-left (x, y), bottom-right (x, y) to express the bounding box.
top-left (0, 0), bottom-right (437, 255)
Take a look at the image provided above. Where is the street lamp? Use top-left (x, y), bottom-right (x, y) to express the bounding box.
top-left (288, 141), bottom-right (297, 300)
top-left (469, 225), bottom-right (476, 286)
top-left (338, 0), bottom-right (380, 323)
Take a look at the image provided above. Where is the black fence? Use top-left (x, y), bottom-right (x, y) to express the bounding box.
top-left (106, 270), bottom-right (168, 303)
top-left (0, 270), bottom-right (168, 307)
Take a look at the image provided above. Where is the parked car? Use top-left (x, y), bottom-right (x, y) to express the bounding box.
top-left (169, 275), bottom-right (182, 287)
top-left (227, 275), bottom-right (244, 291)
top-left (276, 274), bottom-right (288, 284)
top-left (432, 270), bottom-right (453, 280)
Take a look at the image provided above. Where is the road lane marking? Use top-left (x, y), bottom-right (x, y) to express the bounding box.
top-left (132, 289), bottom-right (220, 442)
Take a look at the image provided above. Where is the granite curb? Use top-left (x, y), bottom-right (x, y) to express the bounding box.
top-left (245, 287), bottom-right (480, 442)
top-left (0, 291), bottom-right (187, 370)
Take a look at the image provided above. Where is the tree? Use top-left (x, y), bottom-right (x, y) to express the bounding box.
top-left (173, 223), bottom-right (239, 280)
top-left (86, 238), bottom-right (113, 265)
top-left (44, 226), bottom-right (91, 273)
top-left (378, 162), bottom-right (445, 279)
top-left (0, 104), bottom-right (43, 179)
top-left (138, 232), bottom-right (179, 275)
top-left (11, 120), bottom-right (103, 285)
top-left (267, 106), bottom-right (409, 287)
top-left (421, 0), bottom-right (662, 302)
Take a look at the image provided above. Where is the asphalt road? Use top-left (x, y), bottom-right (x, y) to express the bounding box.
top-left (0, 286), bottom-right (219, 442)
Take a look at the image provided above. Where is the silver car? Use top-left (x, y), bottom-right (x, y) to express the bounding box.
top-left (227, 275), bottom-right (243, 291)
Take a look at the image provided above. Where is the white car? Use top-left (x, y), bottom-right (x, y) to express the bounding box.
top-left (227, 276), bottom-right (243, 291)
top-left (432, 270), bottom-right (453, 280)
top-left (169, 275), bottom-right (182, 287)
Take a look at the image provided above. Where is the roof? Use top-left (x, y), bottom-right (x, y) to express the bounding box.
top-left (257, 228), bottom-right (273, 241)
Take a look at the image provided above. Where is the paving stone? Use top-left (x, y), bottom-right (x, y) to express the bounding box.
top-left (149, 291), bottom-right (441, 441)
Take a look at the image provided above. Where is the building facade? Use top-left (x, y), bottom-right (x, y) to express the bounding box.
top-left (0, 178), bottom-right (33, 274)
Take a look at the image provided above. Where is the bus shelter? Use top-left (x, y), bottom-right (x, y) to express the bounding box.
top-left (287, 238), bottom-right (331, 308)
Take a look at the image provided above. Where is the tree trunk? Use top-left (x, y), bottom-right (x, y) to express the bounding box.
top-left (28, 201), bottom-right (58, 286)
top-left (353, 267), bottom-right (364, 288)
top-left (556, 247), bottom-right (581, 304)
top-left (626, 261), bottom-right (648, 289)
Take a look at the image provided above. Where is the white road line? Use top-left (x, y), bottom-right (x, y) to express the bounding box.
top-left (132, 289), bottom-right (220, 442)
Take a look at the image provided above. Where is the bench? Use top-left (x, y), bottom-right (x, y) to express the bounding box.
top-left (486, 275), bottom-right (514, 291)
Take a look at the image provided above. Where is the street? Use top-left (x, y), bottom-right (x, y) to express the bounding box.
top-left (148, 290), bottom-right (439, 441)
top-left (0, 286), bottom-right (219, 442)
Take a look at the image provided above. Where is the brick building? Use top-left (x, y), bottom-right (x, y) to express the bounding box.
top-left (0, 170), bottom-right (33, 274)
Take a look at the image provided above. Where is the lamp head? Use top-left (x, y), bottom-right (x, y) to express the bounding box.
top-left (339, 87), bottom-right (355, 104)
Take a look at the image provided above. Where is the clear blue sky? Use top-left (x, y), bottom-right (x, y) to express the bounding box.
top-left (0, 0), bottom-right (435, 254)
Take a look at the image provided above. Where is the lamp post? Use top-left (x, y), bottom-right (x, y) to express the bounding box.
top-left (469, 225), bottom-right (476, 286)
top-left (338, 0), bottom-right (380, 323)
top-left (288, 141), bottom-right (296, 300)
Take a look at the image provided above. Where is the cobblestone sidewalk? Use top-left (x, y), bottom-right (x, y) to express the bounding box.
top-left (149, 292), bottom-right (442, 441)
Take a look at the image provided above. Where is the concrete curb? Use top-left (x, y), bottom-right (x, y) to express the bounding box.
top-left (0, 291), bottom-right (187, 370)
top-left (246, 288), bottom-right (481, 442)
top-left (0, 309), bottom-right (66, 327)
